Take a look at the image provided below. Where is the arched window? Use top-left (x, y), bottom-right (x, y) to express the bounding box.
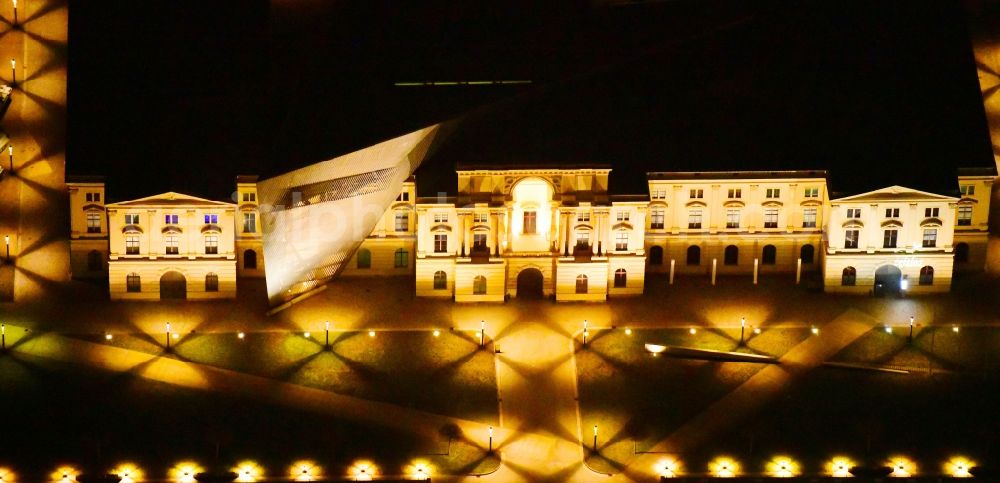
top-left (87, 250), bottom-right (102, 272)
top-left (686, 245), bottom-right (701, 266)
top-left (649, 245), bottom-right (664, 265)
top-left (842, 267), bottom-right (856, 286)
top-left (244, 249), bottom-right (257, 269)
top-left (724, 245), bottom-right (739, 265)
top-left (473, 275), bottom-right (487, 295)
top-left (126, 273), bottom-right (141, 292)
top-left (576, 274), bottom-right (588, 294)
top-left (919, 266), bottom-right (934, 285)
top-left (205, 273), bottom-right (219, 292)
top-left (357, 248), bottom-right (371, 269)
top-left (433, 271), bottom-right (447, 290)
top-left (394, 248), bottom-right (408, 268)
top-left (614, 269), bottom-right (627, 288)
top-left (762, 245), bottom-right (777, 265)
top-left (954, 242), bottom-right (969, 263)
top-left (800, 244), bottom-right (815, 264)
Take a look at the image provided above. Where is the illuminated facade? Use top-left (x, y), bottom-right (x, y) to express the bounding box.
top-left (644, 171), bottom-right (828, 279)
top-left (67, 177), bottom-right (110, 279)
top-left (953, 169), bottom-right (995, 272)
top-left (235, 176), bottom-right (265, 278)
top-left (414, 167), bottom-right (647, 302)
top-left (340, 178), bottom-right (417, 276)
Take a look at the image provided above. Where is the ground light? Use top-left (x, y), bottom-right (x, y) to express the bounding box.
top-left (289, 461), bottom-right (320, 481)
top-left (105, 333), bottom-right (113, 340)
top-left (887, 456), bottom-right (915, 477)
top-left (368, 330), bottom-right (375, 337)
top-left (169, 461), bottom-right (202, 483)
top-left (0, 467), bottom-right (14, 482)
top-left (654, 458), bottom-right (680, 478)
top-left (754, 327), bottom-right (761, 335)
top-left (689, 327), bottom-right (697, 335)
top-left (349, 461), bottom-right (376, 481)
top-left (407, 461), bottom-right (432, 481)
top-left (625, 327), bottom-right (632, 336)
top-left (238, 331), bottom-right (245, 339)
top-left (50, 466), bottom-right (77, 483)
top-left (884, 325), bottom-right (893, 334)
top-left (945, 456), bottom-right (974, 478)
top-left (811, 326), bottom-right (819, 335)
top-left (827, 456), bottom-right (855, 477)
top-left (709, 456), bottom-right (739, 478)
top-left (766, 456), bottom-right (799, 477)
top-left (304, 331), bottom-right (311, 338)
top-left (433, 330), bottom-right (440, 337)
top-left (233, 460), bottom-right (263, 482)
top-left (953, 325), bottom-right (960, 333)
top-left (111, 463), bottom-right (143, 483)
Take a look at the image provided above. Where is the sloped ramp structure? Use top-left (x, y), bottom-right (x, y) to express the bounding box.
top-left (257, 124), bottom-right (448, 305)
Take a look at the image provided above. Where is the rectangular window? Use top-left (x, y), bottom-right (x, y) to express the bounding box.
top-left (650, 209), bottom-right (665, 229)
top-left (433, 213), bottom-right (448, 223)
top-left (85, 193), bottom-right (93, 202)
top-left (125, 235), bottom-right (140, 255)
top-left (651, 189), bottom-right (667, 200)
top-left (86, 212), bottom-right (101, 233)
top-left (204, 214), bottom-right (218, 224)
top-left (397, 192), bottom-right (410, 202)
top-left (846, 208), bottom-right (861, 219)
top-left (883, 229), bottom-right (898, 248)
top-left (764, 209), bottom-right (779, 228)
top-left (243, 212), bottom-right (256, 233)
top-left (575, 232), bottom-right (590, 247)
top-left (727, 188), bottom-right (742, 199)
top-left (615, 232), bottom-right (628, 251)
top-left (960, 185), bottom-right (975, 196)
top-left (165, 235), bottom-right (179, 255)
top-left (394, 249), bottom-right (408, 268)
top-left (395, 212), bottom-right (409, 232)
top-left (687, 210), bottom-right (703, 229)
top-left (689, 189), bottom-right (704, 199)
top-left (473, 233), bottom-right (487, 250)
top-left (802, 208), bottom-right (817, 228)
top-left (885, 208), bottom-right (900, 218)
top-left (804, 187), bottom-right (819, 198)
top-left (957, 206), bottom-right (973, 226)
top-left (434, 234), bottom-right (448, 253)
top-left (577, 212), bottom-right (591, 222)
top-left (922, 228), bottom-right (937, 248)
top-left (766, 188), bottom-right (780, 198)
top-left (204, 235), bottom-right (218, 254)
top-left (616, 211), bottom-right (630, 222)
top-left (473, 213), bottom-right (488, 224)
top-left (844, 230), bottom-right (859, 249)
top-left (164, 214), bottom-right (179, 225)
top-left (924, 207), bottom-right (939, 218)
top-left (523, 211), bottom-right (536, 234)
top-left (726, 209), bottom-right (740, 229)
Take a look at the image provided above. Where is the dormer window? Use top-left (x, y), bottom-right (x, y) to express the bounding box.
top-left (165, 214), bottom-right (179, 225)
top-left (204, 214), bottom-right (218, 224)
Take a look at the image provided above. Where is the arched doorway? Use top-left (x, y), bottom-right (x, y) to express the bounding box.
top-left (516, 267), bottom-right (544, 298)
top-left (800, 244), bottom-right (815, 264)
top-left (244, 249), bottom-right (257, 269)
top-left (873, 264), bottom-right (902, 297)
top-left (160, 271), bottom-right (187, 300)
top-left (649, 245), bottom-right (663, 265)
top-left (954, 242), bottom-right (969, 264)
top-left (724, 245), bottom-right (739, 265)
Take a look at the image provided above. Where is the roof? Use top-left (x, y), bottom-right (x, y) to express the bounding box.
top-left (66, 175), bottom-right (106, 185)
top-left (106, 191), bottom-right (236, 208)
top-left (647, 170), bottom-right (829, 181)
top-left (830, 185), bottom-right (958, 203)
top-left (235, 175), bottom-right (260, 184)
top-left (957, 166), bottom-right (998, 178)
top-left (456, 164), bottom-right (613, 172)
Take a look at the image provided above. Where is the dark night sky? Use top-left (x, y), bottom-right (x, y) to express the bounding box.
top-left (67, 0), bottom-right (994, 202)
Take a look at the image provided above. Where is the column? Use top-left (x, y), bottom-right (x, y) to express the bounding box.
top-left (550, 203), bottom-right (559, 251)
top-left (491, 210), bottom-right (501, 256)
top-left (505, 206), bottom-right (513, 252)
top-left (416, 208), bottom-right (428, 256)
top-left (457, 212), bottom-right (467, 256)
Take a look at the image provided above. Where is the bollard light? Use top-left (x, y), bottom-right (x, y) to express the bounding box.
top-left (887, 456), bottom-right (915, 478)
top-left (289, 460), bottom-right (319, 482)
top-left (709, 456), bottom-right (739, 478)
top-left (811, 326), bottom-right (819, 335)
top-left (105, 333), bottom-right (113, 341)
top-left (945, 456), bottom-right (974, 478)
top-left (827, 456), bottom-right (854, 478)
top-left (952, 325), bottom-right (960, 333)
top-left (238, 331), bottom-right (245, 339)
top-left (655, 458), bottom-right (680, 478)
top-left (368, 330), bottom-right (375, 337)
top-left (884, 325), bottom-right (893, 334)
top-left (624, 327), bottom-right (632, 336)
top-left (753, 327), bottom-right (761, 335)
top-left (689, 327), bottom-right (697, 335)
top-left (304, 331), bottom-right (311, 338)
top-left (433, 329), bottom-right (440, 337)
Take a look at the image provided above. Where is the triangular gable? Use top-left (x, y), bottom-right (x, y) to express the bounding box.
top-left (107, 191), bottom-right (235, 207)
top-left (831, 185), bottom-right (957, 203)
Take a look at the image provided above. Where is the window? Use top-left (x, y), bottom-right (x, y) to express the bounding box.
top-left (766, 188), bottom-right (780, 198)
top-left (650, 209), bottom-right (665, 229)
top-left (724, 245), bottom-right (738, 265)
top-left (242, 192), bottom-right (256, 202)
top-left (125, 214), bottom-right (140, 225)
top-left (841, 267), bottom-right (856, 286)
top-left (844, 230), bottom-right (860, 249)
top-left (922, 229), bottom-right (937, 248)
top-left (885, 208), bottom-right (900, 218)
top-left (394, 248), bottom-right (408, 268)
top-left (919, 266), bottom-right (934, 285)
top-left (846, 208), bottom-right (861, 219)
top-left (204, 214), bottom-right (218, 224)
top-left (126, 273), bottom-right (141, 292)
top-left (803, 187), bottom-right (819, 198)
top-left (473, 275), bottom-right (487, 295)
top-left (434, 234), bottom-right (448, 253)
top-left (614, 269), bottom-right (627, 288)
top-left (433, 213), bottom-right (448, 223)
top-left (205, 273), bottom-right (219, 292)
top-left (686, 245), bottom-right (701, 265)
top-left (727, 188), bottom-right (742, 199)
top-left (243, 212), bottom-right (256, 233)
top-left (957, 206), bottom-right (973, 226)
top-left (575, 274), bottom-right (588, 294)
top-left (165, 236), bottom-right (179, 255)
top-left (762, 245), bottom-right (777, 265)
top-left (125, 235), bottom-right (140, 255)
top-left (616, 211), bottom-right (630, 222)
top-left (204, 235), bottom-right (218, 254)
top-left (615, 232), bottom-right (628, 251)
top-left (924, 207), bottom-right (939, 218)
top-left (651, 189), bottom-right (667, 200)
top-left (164, 214), bottom-right (179, 225)
top-left (95, 193), bottom-right (101, 202)
top-left (687, 210), bottom-right (702, 229)
top-left (576, 232), bottom-right (590, 248)
top-left (726, 209), bottom-right (740, 229)
top-left (244, 249), bottom-right (257, 269)
top-left (689, 188), bottom-right (704, 199)
top-left (960, 184), bottom-right (975, 196)
top-left (800, 244), bottom-right (815, 264)
top-left (473, 213), bottom-right (488, 224)
top-left (86, 212), bottom-right (101, 233)
top-left (433, 271), bottom-right (447, 290)
top-left (86, 193), bottom-right (93, 202)
top-left (523, 211), bottom-right (537, 234)
top-left (764, 209), bottom-right (779, 228)
top-left (473, 233), bottom-right (487, 250)
top-left (395, 212), bottom-right (409, 232)
top-left (577, 212), bottom-right (591, 223)
top-left (802, 208), bottom-right (817, 228)
top-left (87, 250), bottom-right (102, 271)
top-left (397, 192), bottom-right (410, 202)
top-left (357, 249), bottom-right (371, 269)
top-left (883, 229), bottom-right (898, 249)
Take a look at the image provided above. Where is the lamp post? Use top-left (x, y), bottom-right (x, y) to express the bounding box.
top-left (6, 145), bottom-right (11, 172)
top-left (9, 59), bottom-right (14, 85)
top-left (325, 321), bottom-right (330, 348)
top-left (592, 425), bottom-right (598, 452)
top-left (12, 0), bottom-right (17, 25)
top-left (479, 320), bottom-right (485, 348)
top-left (165, 322), bottom-right (171, 350)
top-left (739, 317), bottom-right (746, 345)
top-left (4, 235), bottom-right (8, 263)
top-left (908, 316), bottom-right (914, 343)
top-left (583, 320), bottom-right (589, 346)
top-left (1, 323), bottom-right (5, 350)
top-left (488, 426), bottom-right (493, 453)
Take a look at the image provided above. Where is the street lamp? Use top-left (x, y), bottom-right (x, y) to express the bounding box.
top-left (592, 424), bottom-right (598, 452)
top-left (739, 316), bottom-right (746, 345)
top-left (583, 320), bottom-right (589, 346)
top-left (480, 320), bottom-right (485, 348)
top-left (488, 425), bottom-right (493, 453)
top-left (12, 0), bottom-right (17, 25)
top-left (9, 59), bottom-right (14, 85)
top-left (908, 316), bottom-right (914, 343)
top-left (165, 322), bottom-right (171, 350)
top-left (6, 145), bottom-right (11, 172)
top-left (325, 321), bottom-right (330, 348)
top-left (1, 323), bottom-right (5, 350)
top-left (4, 234), bottom-right (9, 263)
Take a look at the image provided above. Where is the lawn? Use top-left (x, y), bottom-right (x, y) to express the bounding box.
top-left (0, 352), bottom-right (499, 481)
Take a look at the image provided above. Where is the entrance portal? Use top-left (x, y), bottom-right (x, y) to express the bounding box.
top-left (160, 271), bottom-right (187, 300)
top-left (516, 268), bottom-right (544, 298)
top-left (873, 264), bottom-right (902, 297)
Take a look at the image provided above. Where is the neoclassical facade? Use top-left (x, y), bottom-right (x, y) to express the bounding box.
top-left (340, 178), bottom-right (417, 276)
top-left (953, 168), bottom-right (995, 272)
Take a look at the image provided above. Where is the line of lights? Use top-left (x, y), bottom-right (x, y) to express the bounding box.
top-left (651, 455), bottom-right (975, 478)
